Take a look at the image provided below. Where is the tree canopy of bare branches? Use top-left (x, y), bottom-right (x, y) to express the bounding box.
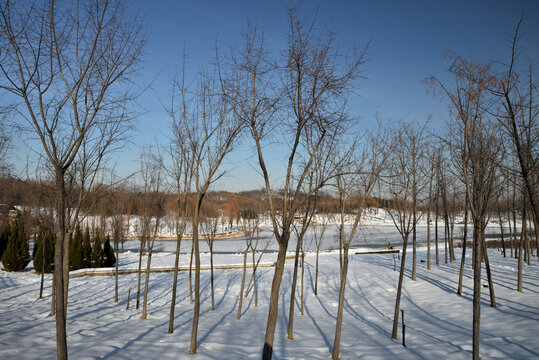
top-left (0, 1), bottom-right (145, 358)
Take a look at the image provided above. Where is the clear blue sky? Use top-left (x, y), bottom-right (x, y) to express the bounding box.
top-left (11, 0), bottom-right (539, 191)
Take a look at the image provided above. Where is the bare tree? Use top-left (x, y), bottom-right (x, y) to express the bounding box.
top-left (332, 126), bottom-right (391, 360)
top-left (491, 19), bottom-right (538, 251)
top-left (140, 148), bottom-right (165, 320)
top-left (170, 61), bottom-right (242, 354)
top-left (166, 128), bottom-right (193, 334)
top-left (237, 208), bottom-right (260, 319)
top-left (383, 125), bottom-right (423, 341)
top-left (312, 206), bottom-right (329, 295)
top-left (0, 1), bottom-right (144, 358)
top-left (202, 208), bottom-right (219, 311)
top-left (428, 55), bottom-right (502, 359)
top-left (224, 9), bottom-right (367, 358)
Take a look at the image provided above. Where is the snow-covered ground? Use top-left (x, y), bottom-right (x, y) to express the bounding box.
top-left (1, 225), bottom-right (538, 359)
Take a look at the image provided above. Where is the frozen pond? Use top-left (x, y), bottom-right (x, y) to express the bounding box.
top-left (120, 224), bottom-right (504, 254)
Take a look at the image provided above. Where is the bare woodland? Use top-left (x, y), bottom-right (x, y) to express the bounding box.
top-left (0, 1), bottom-right (537, 360)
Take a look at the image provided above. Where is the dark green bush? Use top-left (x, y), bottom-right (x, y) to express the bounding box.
top-left (69, 225), bottom-right (84, 271)
top-left (33, 223), bottom-right (55, 273)
top-left (2, 222), bottom-right (30, 271)
top-left (103, 236), bottom-right (116, 267)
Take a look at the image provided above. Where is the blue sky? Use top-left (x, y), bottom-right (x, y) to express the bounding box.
top-left (9, 0), bottom-right (539, 191)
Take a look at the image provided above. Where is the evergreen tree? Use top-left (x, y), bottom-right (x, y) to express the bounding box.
top-left (33, 223), bottom-right (55, 273)
top-left (69, 225), bottom-right (84, 271)
top-left (2, 222), bottom-right (30, 271)
top-left (90, 231), bottom-right (104, 268)
top-left (82, 227), bottom-right (92, 268)
top-left (103, 236), bottom-right (116, 267)
top-left (0, 223), bottom-right (9, 259)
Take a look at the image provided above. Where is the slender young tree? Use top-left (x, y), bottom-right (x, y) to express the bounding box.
top-left (427, 55), bottom-right (502, 360)
top-left (166, 129), bottom-right (193, 334)
top-left (383, 126), bottom-right (422, 341)
top-left (140, 148), bottom-right (166, 320)
top-left (332, 126), bottom-right (391, 360)
top-left (202, 209), bottom-right (219, 311)
top-left (170, 61), bottom-right (242, 354)
top-left (491, 20), bottom-right (538, 250)
top-left (237, 208), bottom-right (260, 319)
top-left (312, 207), bottom-right (329, 295)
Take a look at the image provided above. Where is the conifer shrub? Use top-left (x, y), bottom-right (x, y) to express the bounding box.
top-left (1, 222), bottom-right (30, 271)
top-left (69, 225), bottom-right (84, 271)
top-left (90, 231), bottom-right (104, 268)
top-left (33, 223), bottom-right (55, 273)
top-left (82, 227), bottom-right (92, 268)
top-left (103, 236), bottom-right (116, 267)
top-left (0, 223), bottom-right (9, 259)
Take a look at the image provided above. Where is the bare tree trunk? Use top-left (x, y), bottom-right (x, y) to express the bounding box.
top-left (189, 240), bottom-right (194, 304)
top-left (136, 238), bottom-right (144, 310)
top-left (287, 234), bottom-right (303, 340)
top-left (252, 246), bottom-right (258, 307)
top-left (481, 232), bottom-right (496, 307)
top-left (54, 170), bottom-right (68, 360)
top-left (141, 238), bottom-right (155, 319)
top-left (411, 159), bottom-right (417, 281)
top-left (472, 219), bottom-right (482, 360)
top-left (114, 236), bottom-right (119, 303)
top-left (412, 217), bottom-right (417, 280)
top-left (237, 246), bottom-right (248, 320)
top-left (391, 235), bottom-right (409, 339)
top-left (168, 232), bottom-right (183, 333)
top-left (435, 199), bottom-right (440, 265)
top-left (517, 202), bottom-right (526, 292)
top-left (508, 213), bottom-right (514, 258)
top-left (332, 246), bottom-right (349, 360)
top-left (450, 221), bottom-right (456, 262)
top-left (189, 202), bottom-right (202, 354)
top-left (458, 193), bottom-right (469, 296)
top-left (498, 212), bottom-right (506, 257)
top-left (427, 204), bottom-right (431, 270)
top-left (50, 272), bottom-right (56, 316)
top-left (209, 243), bottom-right (215, 311)
top-left (262, 243), bottom-right (288, 360)
top-left (525, 217), bottom-right (531, 265)
top-left (445, 220), bottom-right (449, 264)
top-left (300, 251), bottom-right (305, 316)
top-left (315, 240), bottom-right (321, 294)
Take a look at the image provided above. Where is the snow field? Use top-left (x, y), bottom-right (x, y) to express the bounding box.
top-left (1, 246), bottom-right (538, 359)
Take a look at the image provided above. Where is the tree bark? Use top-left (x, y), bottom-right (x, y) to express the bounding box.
top-left (287, 234), bottom-right (303, 339)
top-left (54, 169), bottom-right (68, 360)
top-left (114, 236), bottom-right (119, 303)
top-left (472, 219), bottom-right (482, 360)
top-left (498, 212), bottom-right (506, 257)
top-left (141, 238), bottom-right (155, 319)
top-left (457, 193), bottom-right (468, 296)
top-left (332, 246), bottom-right (349, 360)
top-left (481, 232), bottom-right (496, 307)
top-left (136, 238), bottom-right (144, 310)
top-left (262, 242), bottom-right (288, 360)
top-left (392, 235), bottom-right (408, 339)
top-left (189, 200), bottom-right (202, 354)
top-left (435, 199), bottom-right (440, 265)
top-left (517, 203), bottom-right (525, 292)
top-left (237, 245), bottom-right (248, 320)
top-left (168, 232), bottom-right (183, 333)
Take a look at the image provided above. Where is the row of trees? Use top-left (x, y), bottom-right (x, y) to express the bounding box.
top-left (0, 1), bottom-right (536, 360)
